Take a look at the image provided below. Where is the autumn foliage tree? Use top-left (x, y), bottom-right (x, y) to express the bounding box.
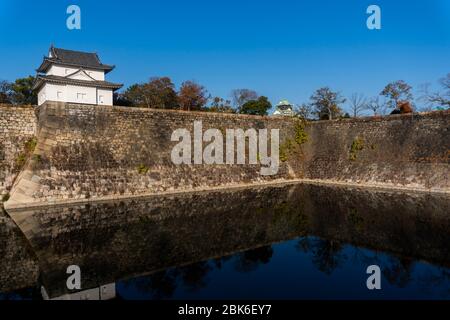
top-left (123, 83), bottom-right (149, 107)
top-left (177, 80), bottom-right (209, 111)
top-left (146, 77), bottom-right (178, 109)
top-left (123, 77), bottom-right (178, 109)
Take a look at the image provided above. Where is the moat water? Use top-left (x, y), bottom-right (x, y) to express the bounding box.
top-left (1, 183), bottom-right (449, 300)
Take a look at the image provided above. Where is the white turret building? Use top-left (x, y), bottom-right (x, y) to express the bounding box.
top-left (33, 46), bottom-right (123, 106)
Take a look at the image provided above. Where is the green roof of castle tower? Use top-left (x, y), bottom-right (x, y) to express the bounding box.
top-left (276, 100), bottom-right (292, 107)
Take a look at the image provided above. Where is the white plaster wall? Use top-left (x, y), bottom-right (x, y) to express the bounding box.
top-left (38, 83), bottom-right (66, 105)
top-left (47, 65), bottom-right (105, 80)
top-left (84, 69), bottom-right (104, 81)
top-left (66, 85), bottom-right (97, 104)
top-left (47, 65), bottom-right (78, 77)
top-left (38, 84), bottom-right (114, 105)
top-left (37, 85), bottom-right (46, 106)
top-left (97, 88), bottom-right (113, 106)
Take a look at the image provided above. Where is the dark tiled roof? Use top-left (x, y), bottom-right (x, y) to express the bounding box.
top-left (32, 75), bottom-right (123, 91)
top-left (37, 46), bottom-right (115, 73)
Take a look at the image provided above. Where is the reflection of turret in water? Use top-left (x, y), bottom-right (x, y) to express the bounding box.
top-left (41, 283), bottom-right (116, 300)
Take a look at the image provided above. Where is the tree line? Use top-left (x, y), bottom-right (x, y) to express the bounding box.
top-left (1, 73), bottom-right (448, 119)
top-left (115, 74), bottom-right (449, 118)
top-left (0, 76), bottom-right (37, 105)
top-left (297, 74), bottom-right (449, 120)
top-left (114, 78), bottom-right (273, 115)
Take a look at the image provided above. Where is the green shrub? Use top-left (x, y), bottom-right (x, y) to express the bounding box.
top-left (14, 136), bottom-right (38, 170)
top-left (24, 137), bottom-right (37, 153)
top-left (279, 139), bottom-right (293, 162)
top-left (137, 164), bottom-right (149, 174)
top-left (1, 193), bottom-right (10, 202)
top-left (349, 137), bottom-right (364, 161)
top-left (278, 119), bottom-right (309, 162)
top-left (294, 119), bottom-right (308, 145)
top-left (15, 153), bottom-right (27, 169)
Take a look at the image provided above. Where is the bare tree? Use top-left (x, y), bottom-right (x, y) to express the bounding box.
top-left (348, 93), bottom-right (367, 117)
top-left (417, 83), bottom-right (436, 112)
top-left (365, 96), bottom-right (386, 116)
top-left (230, 89), bottom-right (259, 110)
top-left (309, 87), bottom-right (345, 120)
top-left (419, 74), bottom-right (450, 109)
top-left (294, 103), bottom-right (314, 119)
top-left (380, 80), bottom-right (413, 110)
top-left (0, 80), bottom-right (12, 104)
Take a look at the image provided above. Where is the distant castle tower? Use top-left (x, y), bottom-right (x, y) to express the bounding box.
top-left (33, 45), bottom-right (123, 106)
top-left (273, 100), bottom-right (294, 116)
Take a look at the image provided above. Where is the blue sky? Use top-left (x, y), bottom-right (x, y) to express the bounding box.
top-left (0, 0), bottom-right (449, 112)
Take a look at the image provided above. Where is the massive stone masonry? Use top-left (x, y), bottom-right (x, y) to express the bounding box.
top-left (1, 102), bottom-right (449, 209)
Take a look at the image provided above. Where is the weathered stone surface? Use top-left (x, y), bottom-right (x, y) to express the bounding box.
top-left (1, 102), bottom-right (449, 208)
top-left (0, 105), bottom-right (37, 197)
top-left (302, 112), bottom-right (450, 191)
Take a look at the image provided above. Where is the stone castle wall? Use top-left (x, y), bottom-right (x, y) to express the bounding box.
top-left (0, 105), bottom-right (37, 198)
top-left (302, 112), bottom-right (450, 191)
top-left (2, 102), bottom-right (449, 209)
top-left (5, 102), bottom-right (300, 208)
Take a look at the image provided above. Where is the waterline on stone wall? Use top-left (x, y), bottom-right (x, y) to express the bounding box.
top-left (5, 178), bottom-right (449, 212)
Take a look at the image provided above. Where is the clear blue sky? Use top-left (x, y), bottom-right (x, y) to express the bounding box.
top-left (0, 0), bottom-right (449, 112)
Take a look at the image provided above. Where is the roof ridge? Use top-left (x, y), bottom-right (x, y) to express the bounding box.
top-left (37, 46), bottom-right (116, 74)
top-left (32, 74), bottom-right (123, 91)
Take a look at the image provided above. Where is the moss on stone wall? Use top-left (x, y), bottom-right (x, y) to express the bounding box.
top-left (349, 137), bottom-right (364, 161)
top-left (279, 118), bottom-right (309, 162)
top-left (137, 164), bottom-right (150, 174)
top-left (14, 136), bottom-right (37, 171)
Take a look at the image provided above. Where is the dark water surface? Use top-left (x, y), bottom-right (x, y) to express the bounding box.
top-left (1, 183), bottom-right (449, 300)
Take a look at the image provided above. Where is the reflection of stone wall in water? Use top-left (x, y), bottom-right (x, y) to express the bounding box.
top-left (15, 184), bottom-right (450, 298)
top-left (1, 102), bottom-right (449, 208)
top-left (0, 208), bottom-right (39, 293)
